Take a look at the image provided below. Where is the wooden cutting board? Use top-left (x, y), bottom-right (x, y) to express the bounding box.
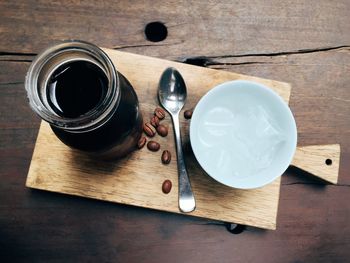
top-left (26, 49), bottom-right (301, 230)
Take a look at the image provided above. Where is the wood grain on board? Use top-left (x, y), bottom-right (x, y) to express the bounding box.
top-left (26, 49), bottom-right (293, 230)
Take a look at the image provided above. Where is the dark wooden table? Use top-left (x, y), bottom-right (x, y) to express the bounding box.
top-left (1, 1), bottom-right (350, 262)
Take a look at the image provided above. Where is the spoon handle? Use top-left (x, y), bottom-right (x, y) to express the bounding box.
top-left (172, 113), bottom-right (196, 213)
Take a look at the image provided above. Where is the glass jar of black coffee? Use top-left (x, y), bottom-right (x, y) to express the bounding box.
top-left (25, 41), bottom-right (143, 159)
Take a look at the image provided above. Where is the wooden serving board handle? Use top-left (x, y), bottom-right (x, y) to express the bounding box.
top-left (292, 144), bottom-right (340, 184)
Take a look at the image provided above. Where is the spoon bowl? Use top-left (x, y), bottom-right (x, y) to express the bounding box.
top-left (158, 68), bottom-right (187, 114)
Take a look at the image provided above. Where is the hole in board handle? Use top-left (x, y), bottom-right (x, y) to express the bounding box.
top-left (325, 159), bottom-right (332, 166)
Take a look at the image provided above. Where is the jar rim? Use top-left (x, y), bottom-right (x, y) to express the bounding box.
top-left (25, 40), bottom-right (120, 132)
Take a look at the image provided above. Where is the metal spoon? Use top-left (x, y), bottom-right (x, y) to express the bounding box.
top-left (158, 67), bottom-right (196, 213)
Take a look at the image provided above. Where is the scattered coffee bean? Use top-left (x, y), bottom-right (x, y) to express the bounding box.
top-left (161, 150), bottom-right (171, 164)
top-left (162, 179), bottom-right (172, 194)
top-left (150, 115), bottom-right (160, 127)
top-left (143, 122), bottom-right (156, 137)
top-left (147, 140), bottom-right (160, 151)
top-left (137, 136), bottom-right (147, 149)
top-left (156, 124), bottom-right (168, 137)
top-left (184, 109), bottom-right (193, 119)
top-left (154, 107), bottom-right (166, 120)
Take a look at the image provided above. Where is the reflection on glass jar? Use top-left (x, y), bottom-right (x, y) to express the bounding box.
top-left (25, 40), bottom-right (143, 159)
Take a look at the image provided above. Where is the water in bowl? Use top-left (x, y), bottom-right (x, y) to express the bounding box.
top-left (197, 103), bottom-right (287, 180)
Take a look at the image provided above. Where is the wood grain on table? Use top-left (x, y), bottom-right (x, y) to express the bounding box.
top-left (1, 1), bottom-right (349, 262)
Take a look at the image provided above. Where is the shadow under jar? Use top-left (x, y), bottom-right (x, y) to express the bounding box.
top-left (25, 40), bottom-right (143, 159)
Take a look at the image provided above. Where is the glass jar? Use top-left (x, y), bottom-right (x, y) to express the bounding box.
top-left (25, 40), bottom-right (143, 159)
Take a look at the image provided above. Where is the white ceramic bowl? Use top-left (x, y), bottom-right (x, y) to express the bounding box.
top-left (190, 80), bottom-right (297, 189)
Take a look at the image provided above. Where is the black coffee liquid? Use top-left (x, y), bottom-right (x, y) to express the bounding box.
top-left (48, 62), bottom-right (142, 157)
top-left (47, 61), bottom-right (108, 118)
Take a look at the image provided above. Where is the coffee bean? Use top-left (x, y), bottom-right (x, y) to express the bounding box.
top-left (150, 115), bottom-right (160, 127)
top-left (154, 107), bottom-right (165, 120)
top-left (137, 136), bottom-right (147, 149)
top-left (143, 123), bottom-right (156, 137)
top-left (162, 179), bottom-right (172, 194)
top-left (147, 140), bottom-right (160, 151)
top-left (184, 109), bottom-right (193, 119)
top-left (156, 124), bottom-right (168, 137)
top-left (161, 150), bottom-right (171, 164)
